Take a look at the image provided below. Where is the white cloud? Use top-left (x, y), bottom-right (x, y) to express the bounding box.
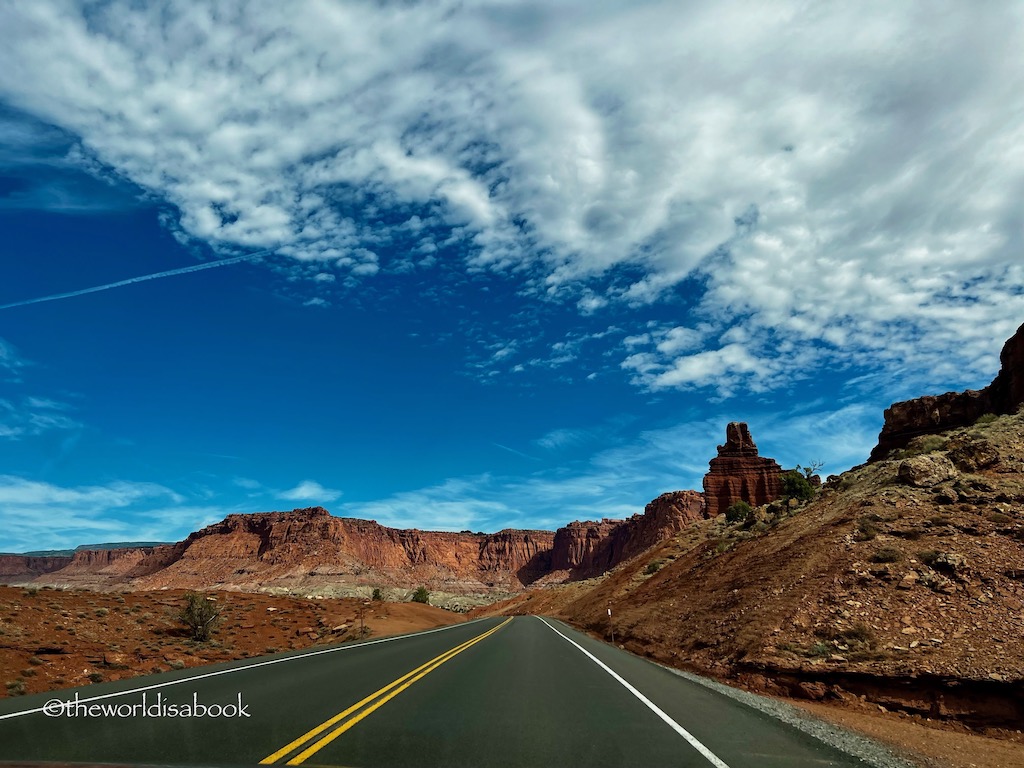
top-left (0, 395), bottom-right (81, 440)
top-left (0, 475), bottom-right (225, 552)
top-left (0, 2), bottom-right (1021, 395)
top-left (277, 479), bottom-right (342, 503)
top-left (342, 400), bottom-right (886, 532)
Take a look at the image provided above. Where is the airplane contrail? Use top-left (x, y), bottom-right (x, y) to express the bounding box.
top-left (0, 251), bottom-right (269, 311)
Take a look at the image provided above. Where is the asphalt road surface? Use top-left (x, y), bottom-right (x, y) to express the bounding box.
top-left (1, 615), bottom-right (880, 767)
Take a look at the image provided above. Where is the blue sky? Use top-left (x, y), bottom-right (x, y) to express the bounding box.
top-left (1, 2), bottom-right (1023, 551)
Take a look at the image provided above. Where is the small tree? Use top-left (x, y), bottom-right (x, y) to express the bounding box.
top-left (411, 586), bottom-right (430, 604)
top-left (371, 588), bottom-right (383, 601)
top-left (797, 460), bottom-right (824, 479)
top-left (781, 471), bottom-right (814, 505)
top-left (725, 500), bottom-right (753, 524)
top-left (178, 591), bottom-right (220, 642)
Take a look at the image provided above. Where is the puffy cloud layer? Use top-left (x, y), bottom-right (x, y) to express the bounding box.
top-left (1, 1), bottom-right (1022, 393)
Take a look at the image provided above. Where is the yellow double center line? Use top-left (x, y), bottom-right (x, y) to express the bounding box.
top-left (261, 617), bottom-right (513, 765)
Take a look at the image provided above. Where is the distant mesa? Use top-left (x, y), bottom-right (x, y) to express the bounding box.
top-left (702, 422), bottom-right (783, 517)
top-left (870, 320), bottom-right (1024, 461)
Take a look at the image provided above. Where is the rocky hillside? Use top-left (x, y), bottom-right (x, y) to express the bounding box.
top-left (870, 320), bottom-right (1024, 460)
top-left (475, 331), bottom-right (1024, 732)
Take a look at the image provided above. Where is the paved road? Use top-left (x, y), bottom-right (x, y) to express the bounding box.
top-left (1, 616), bottom-right (877, 767)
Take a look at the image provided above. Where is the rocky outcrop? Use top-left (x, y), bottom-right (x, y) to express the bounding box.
top-left (0, 554), bottom-right (72, 582)
top-left (702, 422), bottom-right (783, 516)
top-left (31, 496), bottom-right (708, 593)
top-left (33, 546), bottom-right (167, 588)
top-left (53, 508), bottom-right (561, 593)
top-left (870, 322), bottom-right (1024, 461)
top-left (550, 490), bottom-right (704, 577)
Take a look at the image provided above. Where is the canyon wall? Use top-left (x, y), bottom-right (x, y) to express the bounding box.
top-left (0, 554), bottom-right (72, 582)
top-left (550, 490), bottom-right (704, 577)
top-left (870, 322), bottom-right (1024, 461)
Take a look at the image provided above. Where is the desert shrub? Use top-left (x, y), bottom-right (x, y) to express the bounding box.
top-left (168, 660), bottom-right (186, 670)
top-left (975, 413), bottom-right (998, 425)
top-left (987, 511), bottom-right (1013, 524)
top-left (178, 592), bottom-right (221, 642)
top-left (88, 672), bottom-right (104, 683)
top-left (854, 517), bottom-right (879, 541)
top-left (411, 586), bottom-right (430, 604)
top-left (870, 547), bottom-right (902, 563)
top-left (5, 679), bottom-right (26, 695)
top-left (644, 560), bottom-right (664, 575)
top-left (94, 607), bottom-right (109, 617)
top-left (918, 550), bottom-right (941, 567)
top-left (725, 500), bottom-right (753, 524)
top-left (782, 471), bottom-right (814, 504)
top-left (371, 588), bottom-right (383, 601)
top-left (835, 622), bottom-right (876, 649)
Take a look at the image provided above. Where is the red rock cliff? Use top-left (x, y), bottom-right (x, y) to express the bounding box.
top-left (702, 422), bottom-right (783, 516)
top-left (550, 490), bottom-right (704, 577)
top-left (0, 554), bottom-right (72, 582)
top-left (870, 322), bottom-right (1024, 461)
top-left (113, 508), bottom-right (556, 592)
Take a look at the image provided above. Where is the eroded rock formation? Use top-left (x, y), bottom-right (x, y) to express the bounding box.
top-left (551, 490), bottom-right (704, 577)
top-left (0, 554), bottom-right (72, 582)
top-left (31, 508), bottom-right (557, 593)
top-left (870, 322), bottom-right (1024, 461)
top-left (27, 495), bottom-right (707, 593)
top-left (702, 422), bottom-right (783, 516)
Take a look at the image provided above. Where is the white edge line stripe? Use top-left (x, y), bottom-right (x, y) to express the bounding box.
top-left (0, 616), bottom-right (490, 721)
top-left (537, 616), bottom-right (731, 768)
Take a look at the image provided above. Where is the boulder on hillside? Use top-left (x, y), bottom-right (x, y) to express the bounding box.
top-left (898, 455), bottom-right (958, 487)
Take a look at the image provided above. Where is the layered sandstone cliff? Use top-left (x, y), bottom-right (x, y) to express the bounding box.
top-left (870, 321), bottom-right (1024, 461)
top-left (550, 490), bottom-right (704, 578)
top-left (702, 422), bottom-right (783, 516)
top-left (0, 554), bottom-right (72, 582)
top-left (35, 508), bottom-right (556, 594)
top-left (29, 497), bottom-right (704, 594)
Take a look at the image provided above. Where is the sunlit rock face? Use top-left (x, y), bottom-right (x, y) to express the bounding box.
top-left (871, 322), bottom-right (1024, 461)
top-left (702, 422), bottom-right (783, 517)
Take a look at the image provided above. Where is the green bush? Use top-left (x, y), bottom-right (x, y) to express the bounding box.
top-left (178, 592), bottom-right (221, 642)
top-left (411, 586), bottom-right (430, 604)
top-left (644, 560), bottom-right (663, 575)
top-left (781, 471), bottom-right (814, 503)
top-left (974, 413), bottom-right (998, 425)
top-left (371, 588), bottom-right (384, 601)
top-left (725, 500), bottom-right (752, 523)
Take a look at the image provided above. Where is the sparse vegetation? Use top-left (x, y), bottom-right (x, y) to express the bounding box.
top-left (918, 549), bottom-right (941, 567)
top-left (725, 500), bottom-right (752, 524)
top-left (371, 588), bottom-right (383, 601)
top-left (178, 592), bottom-right (221, 642)
top-left (644, 560), bottom-right (664, 575)
top-left (987, 511), bottom-right (1012, 524)
top-left (5, 679), bottom-right (26, 695)
top-left (854, 516), bottom-right (879, 541)
top-left (870, 547), bottom-right (902, 563)
top-left (974, 413), bottom-right (998, 425)
top-left (895, 435), bottom-right (947, 458)
top-left (88, 672), bottom-right (104, 683)
top-left (781, 471), bottom-right (814, 504)
top-left (411, 586), bottom-right (430, 604)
